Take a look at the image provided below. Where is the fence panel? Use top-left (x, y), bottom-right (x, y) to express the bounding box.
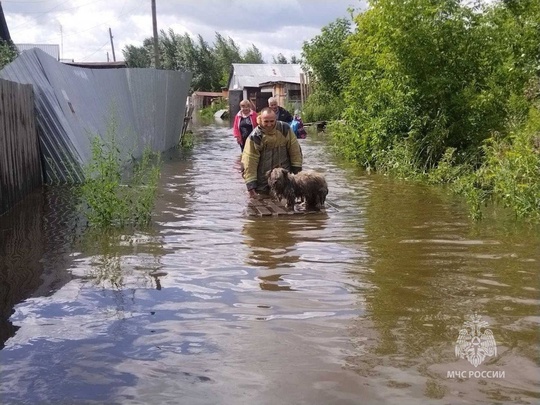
top-left (0, 78), bottom-right (41, 215)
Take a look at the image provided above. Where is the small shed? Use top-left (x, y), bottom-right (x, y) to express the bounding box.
top-left (259, 80), bottom-right (301, 109)
top-left (227, 63), bottom-right (306, 117)
top-left (191, 91), bottom-right (224, 110)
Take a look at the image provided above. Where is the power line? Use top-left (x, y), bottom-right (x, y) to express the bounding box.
top-left (79, 40), bottom-right (109, 61)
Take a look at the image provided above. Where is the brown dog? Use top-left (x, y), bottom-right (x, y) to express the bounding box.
top-left (267, 167), bottom-right (328, 210)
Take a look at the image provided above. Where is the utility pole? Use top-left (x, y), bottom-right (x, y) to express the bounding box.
top-left (151, 0), bottom-right (160, 68)
top-left (109, 27), bottom-right (116, 62)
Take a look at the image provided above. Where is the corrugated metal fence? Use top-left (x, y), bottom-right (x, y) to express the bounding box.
top-left (0, 48), bottom-right (192, 184)
top-left (0, 78), bottom-right (42, 215)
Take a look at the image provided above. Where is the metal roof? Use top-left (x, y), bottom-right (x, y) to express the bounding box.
top-left (16, 44), bottom-right (60, 60)
top-left (228, 63), bottom-right (303, 90)
top-left (63, 61), bottom-right (127, 69)
top-left (0, 48), bottom-right (192, 184)
top-left (192, 91), bottom-right (222, 97)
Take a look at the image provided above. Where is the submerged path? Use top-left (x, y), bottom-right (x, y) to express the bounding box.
top-left (1, 122), bottom-right (539, 404)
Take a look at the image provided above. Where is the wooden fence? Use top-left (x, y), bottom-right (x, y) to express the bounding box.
top-left (0, 78), bottom-right (42, 215)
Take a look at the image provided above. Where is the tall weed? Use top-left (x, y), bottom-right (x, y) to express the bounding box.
top-left (78, 119), bottom-right (161, 228)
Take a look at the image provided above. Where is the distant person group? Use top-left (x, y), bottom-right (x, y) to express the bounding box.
top-left (232, 96), bottom-right (304, 196)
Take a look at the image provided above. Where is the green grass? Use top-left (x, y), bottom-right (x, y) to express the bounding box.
top-left (179, 130), bottom-right (195, 149)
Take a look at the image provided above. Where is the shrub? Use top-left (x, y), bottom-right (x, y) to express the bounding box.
top-left (0, 40), bottom-right (17, 69)
top-left (302, 91), bottom-right (344, 123)
top-left (78, 118), bottom-right (161, 227)
top-left (478, 106), bottom-right (540, 221)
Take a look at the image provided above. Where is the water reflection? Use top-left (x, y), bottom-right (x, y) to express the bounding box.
top-left (242, 217), bottom-right (301, 270)
top-left (74, 229), bottom-right (165, 291)
top-left (0, 186), bottom-right (78, 348)
top-left (242, 215), bottom-right (330, 292)
top-left (350, 178), bottom-right (540, 402)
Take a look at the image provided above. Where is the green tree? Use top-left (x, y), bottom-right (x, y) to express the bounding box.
top-left (328, 0), bottom-right (539, 220)
top-left (160, 29), bottom-right (199, 73)
top-left (121, 31), bottom-right (264, 91)
top-left (214, 33), bottom-right (243, 85)
top-left (192, 34), bottom-right (222, 91)
top-left (302, 17), bottom-right (351, 97)
top-left (243, 44), bottom-right (265, 63)
top-left (272, 53), bottom-right (288, 64)
top-left (122, 43), bottom-right (151, 68)
top-left (337, 0), bottom-right (530, 168)
top-left (0, 39), bottom-right (18, 69)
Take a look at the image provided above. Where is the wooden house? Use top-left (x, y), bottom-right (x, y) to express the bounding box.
top-left (227, 63), bottom-right (308, 118)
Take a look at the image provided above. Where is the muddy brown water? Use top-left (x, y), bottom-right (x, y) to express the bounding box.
top-left (1, 121), bottom-right (539, 405)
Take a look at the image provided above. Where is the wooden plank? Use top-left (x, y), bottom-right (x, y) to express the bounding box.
top-left (265, 199), bottom-right (289, 215)
top-left (256, 206), bottom-right (272, 216)
top-left (250, 198), bottom-right (267, 207)
top-left (246, 194), bottom-right (326, 216)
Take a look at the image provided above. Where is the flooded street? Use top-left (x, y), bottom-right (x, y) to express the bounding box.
top-left (1, 121), bottom-right (539, 404)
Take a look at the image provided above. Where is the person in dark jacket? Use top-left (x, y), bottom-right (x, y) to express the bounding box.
top-left (268, 96), bottom-right (293, 124)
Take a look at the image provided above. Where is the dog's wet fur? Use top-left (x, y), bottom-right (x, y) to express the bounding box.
top-left (267, 167), bottom-right (328, 211)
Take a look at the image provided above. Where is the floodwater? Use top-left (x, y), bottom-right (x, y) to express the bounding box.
top-left (1, 120), bottom-right (539, 405)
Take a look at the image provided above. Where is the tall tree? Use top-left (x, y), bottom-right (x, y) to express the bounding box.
top-left (158, 29), bottom-right (202, 74)
top-left (243, 44), bottom-right (265, 63)
top-left (336, 0), bottom-right (540, 169)
top-left (302, 17), bottom-right (351, 97)
top-left (214, 33), bottom-right (243, 85)
top-left (121, 30), bottom-right (261, 91)
top-left (122, 42), bottom-right (152, 68)
top-left (290, 55), bottom-right (300, 64)
top-left (192, 34), bottom-right (221, 91)
top-left (272, 53), bottom-right (288, 64)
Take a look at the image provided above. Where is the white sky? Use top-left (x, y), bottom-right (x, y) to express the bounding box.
top-left (2, 0), bottom-right (365, 63)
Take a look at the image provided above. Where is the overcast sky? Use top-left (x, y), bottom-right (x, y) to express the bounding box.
top-left (2, 0), bottom-right (365, 63)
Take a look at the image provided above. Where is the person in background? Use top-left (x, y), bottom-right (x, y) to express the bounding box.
top-left (268, 96), bottom-right (293, 124)
top-left (290, 110), bottom-right (307, 139)
top-left (232, 99), bottom-right (258, 151)
top-left (242, 107), bottom-right (302, 197)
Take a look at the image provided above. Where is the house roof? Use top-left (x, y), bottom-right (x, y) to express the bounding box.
top-left (63, 61), bottom-right (127, 69)
top-left (192, 91), bottom-right (222, 97)
top-left (228, 63), bottom-right (303, 90)
top-left (258, 80), bottom-right (300, 87)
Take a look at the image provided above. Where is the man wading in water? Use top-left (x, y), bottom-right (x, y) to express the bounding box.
top-left (241, 107), bottom-right (303, 197)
